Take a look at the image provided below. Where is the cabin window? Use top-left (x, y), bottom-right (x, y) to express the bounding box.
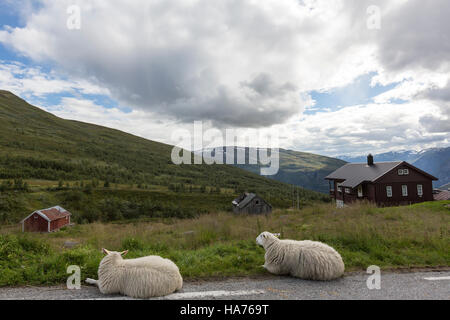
top-left (398, 168), bottom-right (409, 175)
top-left (417, 184), bottom-right (423, 197)
top-left (386, 186), bottom-right (392, 197)
top-left (345, 188), bottom-right (350, 194)
top-left (403, 169), bottom-right (409, 175)
top-left (402, 185), bottom-right (408, 197)
top-left (337, 186), bottom-right (342, 192)
top-left (398, 169), bottom-right (403, 175)
top-left (357, 185), bottom-right (363, 197)
top-left (34, 215), bottom-right (38, 219)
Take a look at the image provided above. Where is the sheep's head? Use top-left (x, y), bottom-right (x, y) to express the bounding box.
top-left (102, 248), bottom-right (128, 259)
top-left (256, 231), bottom-right (280, 246)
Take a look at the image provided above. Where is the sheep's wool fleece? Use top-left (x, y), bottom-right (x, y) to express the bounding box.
top-left (258, 232), bottom-right (345, 280)
top-left (98, 252), bottom-right (183, 298)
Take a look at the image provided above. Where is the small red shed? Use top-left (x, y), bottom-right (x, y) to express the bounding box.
top-left (21, 206), bottom-right (72, 232)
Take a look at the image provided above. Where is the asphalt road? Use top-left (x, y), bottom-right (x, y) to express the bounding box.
top-left (0, 271), bottom-right (448, 300)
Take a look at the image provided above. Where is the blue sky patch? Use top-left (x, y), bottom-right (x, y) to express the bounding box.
top-left (306, 72), bottom-right (399, 114)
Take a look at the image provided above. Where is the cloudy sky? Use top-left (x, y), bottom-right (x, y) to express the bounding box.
top-left (0, 0), bottom-right (449, 156)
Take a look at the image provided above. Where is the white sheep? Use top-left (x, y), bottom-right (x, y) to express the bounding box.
top-left (85, 249), bottom-right (183, 298)
top-left (256, 231), bottom-right (344, 280)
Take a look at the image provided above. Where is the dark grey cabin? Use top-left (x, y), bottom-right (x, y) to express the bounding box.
top-left (232, 193), bottom-right (272, 214)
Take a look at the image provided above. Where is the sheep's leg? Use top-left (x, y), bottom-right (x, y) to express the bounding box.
top-left (265, 263), bottom-right (285, 275)
top-left (85, 278), bottom-right (98, 286)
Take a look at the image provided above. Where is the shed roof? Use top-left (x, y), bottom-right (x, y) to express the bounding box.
top-left (232, 193), bottom-right (257, 208)
top-left (238, 193), bottom-right (256, 208)
top-left (21, 206), bottom-right (71, 223)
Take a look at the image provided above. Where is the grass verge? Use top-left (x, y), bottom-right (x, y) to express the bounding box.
top-left (0, 201), bottom-right (449, 286)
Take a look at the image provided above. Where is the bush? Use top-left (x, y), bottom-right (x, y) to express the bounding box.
top-left (122, 237), bottom-right (144, 250)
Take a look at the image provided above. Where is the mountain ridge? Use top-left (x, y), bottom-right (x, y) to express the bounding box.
top-left (198, 146), bottom-right (346, 193)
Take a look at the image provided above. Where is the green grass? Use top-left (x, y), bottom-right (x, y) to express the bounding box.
top-left (0, 200), bottom-right (448, 286)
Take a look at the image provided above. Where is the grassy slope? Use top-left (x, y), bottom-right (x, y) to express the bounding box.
top-left (0, 90), bottom-right (328, 222)
top-left (0, 201), bottom-right (448, 286)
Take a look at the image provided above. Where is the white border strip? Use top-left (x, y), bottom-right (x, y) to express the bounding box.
top-left (165, 289), bottom-right (266, 300)
top-left (424, 276), bottom-right (450, 281)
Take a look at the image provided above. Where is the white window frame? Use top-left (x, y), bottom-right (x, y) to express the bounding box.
top-left (403, 168), bottom-right (409, 175)
top-left (402, 185), bottom-right (408, 197)
top-left (337, 186), bottom-right (342, 193)
top-left (417, 184), bottom-right (423, 197)
top-left (386, 186), bottom-right (392, 198)
top-left (357, 185), bottom-right (363, 197)
top-left (345, 188), bottom-right (351, 194)
top-left (398, 169), bottom-right (403, 175)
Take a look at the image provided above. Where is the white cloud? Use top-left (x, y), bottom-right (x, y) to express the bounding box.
top-left (0, 0), bottom-right (449, 155)
top-left (281, 101), bottom-right (449, 155)
top-left (0, 0), bottom-right (385, 127)
top-left (0, 61), bottom-right (109, 97)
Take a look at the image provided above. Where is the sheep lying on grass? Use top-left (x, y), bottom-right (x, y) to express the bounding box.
top-left (256, 231), bottom-right (344, 280)
top-left (85, 249), bottom-right (183, 298)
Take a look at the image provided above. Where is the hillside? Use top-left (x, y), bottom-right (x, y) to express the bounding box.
top-left (199, 147), bottom-right (346, 193)
top-left (0, 90), bottom-right (327, 222)
top-left (338, 147), bottom-right (450, 187)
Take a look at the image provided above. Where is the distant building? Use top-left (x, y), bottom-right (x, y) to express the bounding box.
top-left (21, 206), bottom-right (71, 232)
top-left (325, 154), bottom-right (438, 207)
top-left (433, 190), bottom-right (450, 201)
top-left (232, 193), bottom-right (272, 214)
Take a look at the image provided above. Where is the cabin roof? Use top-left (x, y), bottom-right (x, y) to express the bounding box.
top-left (21, 206), bottom-right (71, 223)
top-left (325, 161), bottom-right (402, 188)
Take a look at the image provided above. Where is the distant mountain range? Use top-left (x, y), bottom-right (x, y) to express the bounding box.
top-left (198, 145), bottom-right (450, 193)
top-left (338, 148), bottom-right (450, 188)
top-left (198, 147), bottom-right (346, 193)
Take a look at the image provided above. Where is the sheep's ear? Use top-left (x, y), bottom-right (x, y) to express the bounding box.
top-left (102, 248), bottom-right (110, 255)
top-left (121, 250), bottom-right (129, 256)
top-left (273, 233), bottom-right (281, 238)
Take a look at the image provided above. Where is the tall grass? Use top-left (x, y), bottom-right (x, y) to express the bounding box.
top-left (0, 201), bottom-right (448, 286)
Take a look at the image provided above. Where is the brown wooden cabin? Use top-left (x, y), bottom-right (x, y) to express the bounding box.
top-left (21, 206), bottom-right (71, 232)
top-left (325, 154), bottom-right (438, 207)
top-left (232, 193), bottom-right (272, 214)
